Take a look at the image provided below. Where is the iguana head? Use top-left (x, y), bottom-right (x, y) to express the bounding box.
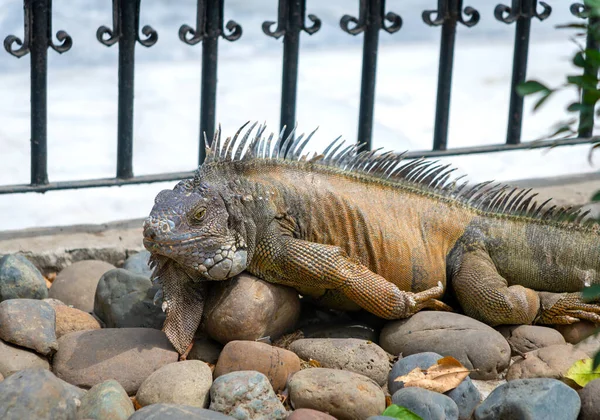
top-left (143, 179), bottom-right (248, 281)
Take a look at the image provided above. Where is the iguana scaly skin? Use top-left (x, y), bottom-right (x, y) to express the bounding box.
top-left (143, 122), bottom-right (600, 354)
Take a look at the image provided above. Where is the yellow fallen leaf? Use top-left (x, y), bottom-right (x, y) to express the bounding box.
top-left (565, 358), bottom-right (600, 387)
top-left (393, 356), bottom-right (471, 393)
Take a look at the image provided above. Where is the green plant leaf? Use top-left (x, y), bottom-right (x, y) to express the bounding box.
top-left (594, 351), bottom-right (600, 370)
top-left (591, 190), bottom-right (600, 202)
top-left (585, 48), bottom-right (600, 69)
top-left (582, 284), bottom-right (600, 300)
top-left (567, 74), bottom-right (599, 90)
top-left (574, 51), bottom-right (587, 67)
top-left (565, 358), bottom-right (600, 387)
top-left (381, 404), bottom-right (424, 420)
top-left (533, 90), bottom-right (555, 110)
top-left (516, 81), bottom-right (550, 96)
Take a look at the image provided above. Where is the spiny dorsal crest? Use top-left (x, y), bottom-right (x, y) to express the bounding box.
top-left (198, 122), bottom-right (598, 231)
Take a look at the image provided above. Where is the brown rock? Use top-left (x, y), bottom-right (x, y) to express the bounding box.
top-left (578, 378), bottom-right (600, 420)
top-left (497, 325), bottom-right (565, 356)
top-left (49, 260), bottom-right (115, 312)
top-left (0, 339), bottom-right (49, 377)
top-left (54, 304), bottom-right (101, 338)
top-left (287, 408), bottom-right (337, 420)
top-left (203, 273), bottom-right (301, 345)
top-left (214, 340), bottom-right (301, 392)
top-left (555, 322), bottom-right (597, 344)
top-left (187, 336), bottom-right (222, 364)
top-left (506, 344), bottom-right (589, 382)
top-left (52, 328), bottom-right (178, 395)
top-left (288, 368), bottom-right (385, 420)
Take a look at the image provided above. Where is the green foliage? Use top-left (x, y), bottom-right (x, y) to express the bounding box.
top-left (381, 404), bottom-right (423, 420)
top-left (565, 358), bottom-right (600, 386)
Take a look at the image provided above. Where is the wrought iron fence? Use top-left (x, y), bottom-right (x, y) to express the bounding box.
top-left (0, 0), bottom-right (597, 194)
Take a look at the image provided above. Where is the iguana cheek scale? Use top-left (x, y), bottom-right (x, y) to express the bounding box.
top-left (144, 122), bottom-right (600, 355)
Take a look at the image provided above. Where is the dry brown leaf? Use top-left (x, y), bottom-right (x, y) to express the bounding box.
top-left (393, 356), bottom-right (471, 393)
top-left (131, 396), bottom-right (142, 411)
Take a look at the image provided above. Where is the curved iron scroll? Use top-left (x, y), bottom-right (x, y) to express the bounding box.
top-left (97, 0), bottom-right (158, 48)
top-left (262, 0), bottom-right (321, 39)
top-left (570, 3), bottom-right (588, 18)
top-left (423, 0), bottom-right (480, 28)
top-left (180, 0), bottom-right (242, 45)
top-left (4, 0), bottom-right (72, 58)
top-left (340, 0), bottom-right (402, 35)
top-left (494, 0), bottom-right (552, 24)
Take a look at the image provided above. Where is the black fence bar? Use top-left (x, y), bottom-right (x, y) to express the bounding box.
top-left (424, 1), bottom-right (479, 151)
top-left (495, 0), bottom-right (551, 145)
top-left (97, 0), bottom-right (157, 179)
top-left (0, 135), bottom-right (595, 195)
top-left (263, 0), bottom-right (320, 148)
top-left (3, 0), bottom-right (72, 186)
top-left (341, 0), bottom-right (401, 150)
top-left (180, 0), bottom-right (242, 164)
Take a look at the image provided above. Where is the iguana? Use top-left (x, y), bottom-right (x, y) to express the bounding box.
top-left (143, 122), bottom-right (600, 355)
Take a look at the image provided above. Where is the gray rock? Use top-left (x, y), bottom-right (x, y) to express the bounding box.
top-left (506, 344), bottom-right (589, 381)
top-left (380, 312), bottom-right (510, 379)
top-left (301, 323), bottom-right (378, 342)
top-left (187, 336), bottom-right (222, 364)
top-left (574, 335), bottom-right (600, 358)
top-left (93, 268), bottom-right (165, 329)
top-left (578, 378), bottom-right (600, 420)
top-left (52, 328), bottom-right (178, 395)
top-left (388, 352), bottom-right (480, 420)
top-left (497, 325), bottom-right (565, 356)
top-left (474, 378), bottom-right (580, 420)
top-left (288, 408), bottom-right (337, 419)
top-left (288, 368), bottom-right (385, 420)
top-left (471, 379), bottom-right (506, 401)
top-left (49, 260), bottom-right (115, 312)
top-left (0, 254), bottom-right (47, 302)
top-left (136, 361), bottom-right (213, 408)
top-left (42, 298), bottom-right (66, 308)
top-left (0, 368), bottom-right (79, 420)
top-left (392, 387), bottom-right (459, 420)
top-left (289, 338), bottom-right (389, 385)
top-left (210, 371), bottom-right (287, 420)
top-left (0, 338), bottom-right (50, 377)
top-left (0, 299), bottom-right (57, 355)
top-left (203, 273), bottom-right (300, 345)
top-left (77, 379), bottom-right (133, 420)
top-left (130, 403), bottom-right (235, 419)
top-left (123, 250), bottom-right (153, 277)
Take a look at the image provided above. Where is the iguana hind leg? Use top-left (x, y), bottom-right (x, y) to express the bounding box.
top-left (253, 235), bottom-right (451, 320)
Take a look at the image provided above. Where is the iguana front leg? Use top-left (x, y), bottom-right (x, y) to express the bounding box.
top-left (250, 234), bottom-right (450, 319)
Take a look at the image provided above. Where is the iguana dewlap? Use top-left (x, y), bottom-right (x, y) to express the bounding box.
top-left (143, 123), bottom-right (600, 354)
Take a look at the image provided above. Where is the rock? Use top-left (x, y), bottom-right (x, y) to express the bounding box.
top-left (136, 360), bottom-right (213, 408)
top-left (123, 250), bottom-right (153, 277)
top-left (0, 368), bottom-right (79, 420)
top-left (203, 273), bottom-right (300, 345)
top-left (77, 379), bottom-right (133, 420)
top-left (42, 298), bottom-right (66, 308)
top-left (210, 370), bottom-right (287, 419)
top-left (471, 379), bottom-right (506, 401)
top-left (130, 403), bottom-right (235, 419)
top-left (506, 344), bottom-right (589, 381)
top-left (287, 408), bottom-right (337, 420)
top-left (474, 378), bottom-right (580, 420)
top-left (288, 368), bottom-right (385, 420)
top-left (392, 387), bottom-right (459, 420)
top-left (289, 338), bottom-right (389, 385)
top-left (49, 260), bottom-right (115, 312)
top-left (0, 299), bottom-right (57, 355)
top-left (0, 254), bottom-right (47, 301)
top-left (52, 328), bottom-right (178, 395)
top-left (379, 312), bottom-right (510, 379)
top-left (574, 335), bottom-right (600, 358)
top-left (0, 339), bottom-right (50, 377)
top-left (187, 336), bottom-right (222, 364)
top-left (301, 323), bottom-right (378, 342)
top-left (556, 322), bottom-right (597, 344)
top-left (214, 340), bottom-right (301, 392)
top-left (93, 268), bottom-right (165, 329)
top-left (578, 378), bottom-right (600, 420)
top-left (497, 325), bottom-right (565, 356)
top-left (54, 304), bottom-right (101, 338)
top-left (388, 352), bottom-right (480, 420)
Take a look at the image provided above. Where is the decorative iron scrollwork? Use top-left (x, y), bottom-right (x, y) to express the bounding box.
top-left (570, 3), bottom-right (589, 18)
top-left (423, 0), bottom-right (480, 27)
top-left (180, 0), bottom-right (242, 45)
top-left (4, 0), bottom-right (72, 58)
top-left (495, 0), bottom-right (552, 24)
top-left (97, 0), bottom-right (158, 48)
top-left (263, 0), bottom-right (321, 40)
top-left (340, 0), bottom-right (402, 36)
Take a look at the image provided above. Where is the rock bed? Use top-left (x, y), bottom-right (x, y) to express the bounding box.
top-left (0, 252), bottom-right (599, 419)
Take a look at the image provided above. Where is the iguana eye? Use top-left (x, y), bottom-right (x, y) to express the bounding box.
top-left (192, 208), bottom-right (206, 222)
